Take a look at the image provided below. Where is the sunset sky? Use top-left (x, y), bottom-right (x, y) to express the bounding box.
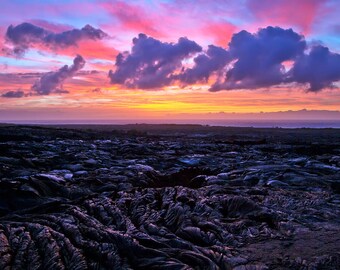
top-left (1, 0), bottom-right (340, 121)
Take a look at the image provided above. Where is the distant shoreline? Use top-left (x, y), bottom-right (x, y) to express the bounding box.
top-left (1, 119), bottom-right (340, 129)
top-left (1, 121), bottom-right (340, 130)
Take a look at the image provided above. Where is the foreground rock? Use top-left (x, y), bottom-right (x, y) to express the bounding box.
top-left (0, 124), bottom-right (340, 269)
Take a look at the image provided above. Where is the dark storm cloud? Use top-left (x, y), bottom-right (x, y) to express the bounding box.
top-left (289, 45), bottom-right (340, 92)
top-left (1, 90), bottom-right (25, 98)
top-left (32, 55), bottom-right (85, 95)
top-left (5, 23), bottom-right (107, 55)
top-left (109, 33), bottom-right (202, 89)
top-left (177, 45), bottom-right (231, 84)
top-left (210, 26), bottom-right (306, 91)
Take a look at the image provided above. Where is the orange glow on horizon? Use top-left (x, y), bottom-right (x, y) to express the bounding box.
top-left (2, 77), bottom-right (339, 120)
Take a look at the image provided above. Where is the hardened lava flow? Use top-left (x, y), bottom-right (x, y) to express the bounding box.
top-left (0, 124), bottom-right (340, 269)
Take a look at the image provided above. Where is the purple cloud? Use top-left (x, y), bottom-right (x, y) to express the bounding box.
top-left (178, 45), bottom-right (231, 84)
top-left (107, 27), bottom-right (340, 92)
top-left (32, 55), bottom-right (85, 95)
top-left (5, 23), bottom-right (339, 93)
top-left (289, 45), bottom-right (340, 92)
top-left (109, 33), bottom-right (202, 89)
top-left (1, 90), bottom-right (25, 98)
top-left (5, 23), bottom-right (107, 56)
top-left (92, 88), bottom-right (102, 93)
top-left (211, 26), bottom-right (306, 91)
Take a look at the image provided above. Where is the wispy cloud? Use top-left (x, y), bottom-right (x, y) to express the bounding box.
top-left (1, 90), bottom-right (25, 98)
top-left (32, 55), bottom-right (85, 95)
top-left (5, 23), bottom-right (107, 56)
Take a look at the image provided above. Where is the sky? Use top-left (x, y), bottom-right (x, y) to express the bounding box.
top-left (0, 0), bottom-right (340, 121)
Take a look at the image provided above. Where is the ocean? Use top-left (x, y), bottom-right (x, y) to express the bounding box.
top-left (2, 119), bottom-right (340, 128)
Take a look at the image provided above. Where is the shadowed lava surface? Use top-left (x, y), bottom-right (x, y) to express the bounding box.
top-left (0, 124), bottom-right (340, 269)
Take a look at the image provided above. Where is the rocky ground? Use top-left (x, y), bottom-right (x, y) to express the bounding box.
top-left (0, 124), bottom-right (340, 270)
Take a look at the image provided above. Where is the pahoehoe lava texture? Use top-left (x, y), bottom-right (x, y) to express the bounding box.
top-left (0, 124), bottom-right (340, 269)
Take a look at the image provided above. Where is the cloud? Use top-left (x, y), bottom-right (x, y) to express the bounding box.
top-left (102, 1), bottom-right (161, 37)
top-left (109, 33), bottom-right (202, 89)
top-left (1, 90), bottom-right (25, 98)
top-left (0, 72), bottom-right (41, 86)
top-left (247, 0), bottom-right (325, 33)
top-left (178, 45), bottom-right (231, 84)
top-left (92, 88), bottom-right (102, 93)
top-left (211, 26), bottom-right (306, 91)
top-left (31, 55), bottom-right (85, 95)
top-left (108, 27), bottom-right (340, 92)
top-left (28, 19), bottom-right (73, 33)
top-left (290, 45), bottom-right (340, 91)
top-left (5, 22), bottom-right (107, 56)
top-left (201, 21), bottom-right (236, 47)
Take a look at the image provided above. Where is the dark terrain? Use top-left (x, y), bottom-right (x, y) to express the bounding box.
top-left (0, 124), bottom-right (340, 269)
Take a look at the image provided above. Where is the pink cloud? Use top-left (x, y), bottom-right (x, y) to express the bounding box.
top-left (102, 1), bottom-right (162, 37)
top-left (0, 27), bottom-right (6, 57)
top-left (101, 0), bottom-right (237, 47)
top-left (28, 20), bottom-right (73, 33)
top-left (202, 21), bottom-right (236, 47)
top-left (55, 40), bottom-right (118, 60)
top-left (248, 0), bottom-right (326, 34)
